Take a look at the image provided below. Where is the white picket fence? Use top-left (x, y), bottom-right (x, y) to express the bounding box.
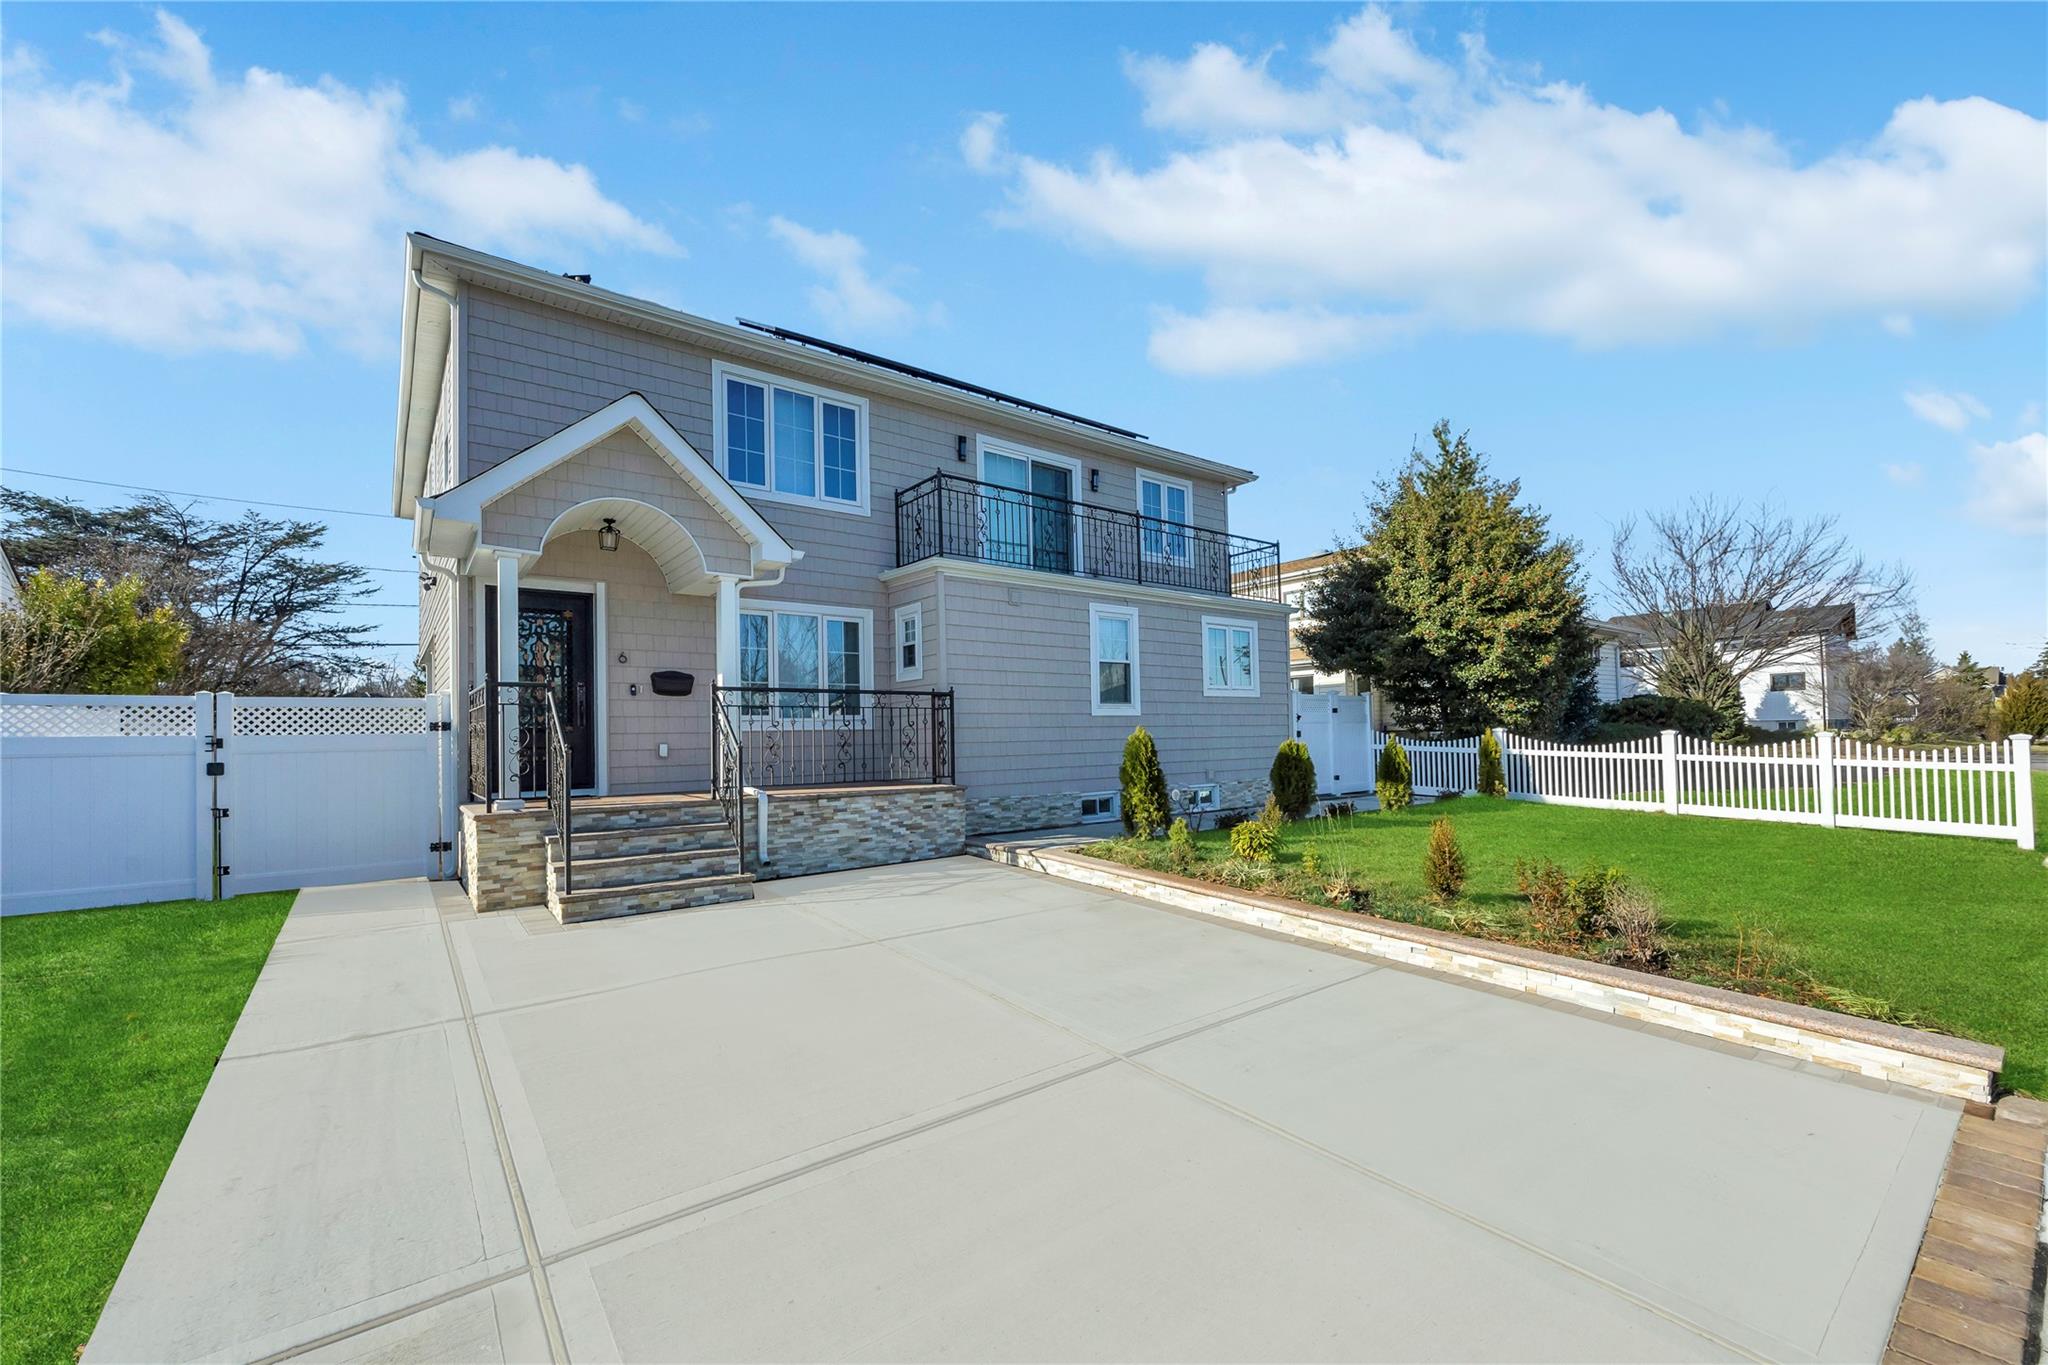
top-left (1, 691), bottom-right (459, 915)
top-left (1373, 728), bottom-right (2036, 848)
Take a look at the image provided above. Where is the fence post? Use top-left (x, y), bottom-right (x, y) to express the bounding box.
top-left (1491, 726), bottom-right (1511, 797)
top-left (192, 691), bottom-right (216, 902)
top-left (1815, 729), bottom-right (1838, 828)
top-left (1659, 729), bottom-right (1680, 815)
top-left (213, 691), bottom-right (235, 900)
top-left (2012, 735), bottom-right (2035, 851)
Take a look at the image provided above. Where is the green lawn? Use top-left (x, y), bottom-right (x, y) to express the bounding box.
top-left (1188, 776), bottom-right (2048, 1095)
top-left (1, 892), bottom-right (293, 1365)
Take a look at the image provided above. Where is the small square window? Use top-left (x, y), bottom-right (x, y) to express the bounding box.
top-left (1079, 793), bottom-right (1121, 824)
top-left (1202, 617), bottom-right (1258, 697)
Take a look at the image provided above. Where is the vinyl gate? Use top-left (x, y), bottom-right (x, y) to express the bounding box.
top-left (1, 691), bottom-right (458, 915)
top-left (1292, 694), bottom-right (1373, 795)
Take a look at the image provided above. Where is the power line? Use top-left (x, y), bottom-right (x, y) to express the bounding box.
top-left (1, 466), bottom-right (390, 520)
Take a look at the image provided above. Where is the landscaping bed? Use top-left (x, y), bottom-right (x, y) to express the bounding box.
top-left (1086, 774), bottom-right (2048, 1095)
top-left (1, 892), bottom-right (294, 1365)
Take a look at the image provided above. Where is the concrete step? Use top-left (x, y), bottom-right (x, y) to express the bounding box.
top-left (552, 846), bottom-right (742, 890)
top-left (567, 820), bottom-right (735, 859)
top-left (548, 872), bottom-right (755, 924)
top-left (572, 798), bottom-right (724, 833)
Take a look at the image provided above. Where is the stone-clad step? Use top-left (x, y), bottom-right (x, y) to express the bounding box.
top-left (548, 871), bottom-right (755, 924)
top-left (573, 798), bottom-right (725, 833)
top-left (566, 820), bottom-right (734, 860)
top-left (550, 844), bottom-right (742, 890)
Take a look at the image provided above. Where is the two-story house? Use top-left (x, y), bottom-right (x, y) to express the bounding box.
top-left (395, 236), bottom-right (1289, 920)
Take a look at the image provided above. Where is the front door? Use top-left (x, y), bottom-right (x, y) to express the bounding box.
top-left (981, 450), bottom-right (1075, 573)
top-left (485, 588), bottom-right (598, 792)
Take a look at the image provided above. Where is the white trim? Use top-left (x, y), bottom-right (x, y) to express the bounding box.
top-left (1078, 791), bottom-right (1122, 824)
top-left (733, 597), bottom-right (877, 728)
top-left (1136, 467), bottom-right (1194, 567)
top-left (893, 602), bottom-right (925, 683)
top-left (1201, 614), bottom-right (1261, 698)
top-left (879, 557), bottom-right (1291, 615)
top-left (976, 434), bottom-right (1085, 574)
top-left (1089, 602), bottom-right (1142, 717)
top-left (711, 360), bottom-right (872, 516)
top-left (420, 392), bottom-right (797, 567)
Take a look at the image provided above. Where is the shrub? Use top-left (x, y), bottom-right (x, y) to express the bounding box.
top-left (1597, 884), bottom-right (1669, 970)
top-left (1212, 857), bottom-right (1275, 890)
top-left (1270, 739), bottom-right (1317, 819)
top-left (1421, 816), bottom-right (1466, 901)
top-left (1323, 873), bottom-right (1372, 912)
top-left (1997, 672), bottom-right (2048, 739)
top-left (1597, 694), bottom-right (1719, 740)
top-left (1229, 797), bottom-right (1284, 861)
top-left (1299, 845), bottom-right (1322, 878)
top-left (1166, 818), bottom-right (1197, 875)
top-left (1118, 726), bottom-right (1171, 837)
top-left (1376, 737), bottom-right (1413, 812)
top-left (1476, 730), bottom-right (1506, 797)
top-left (1515, 858), bottom-right (1624, 945)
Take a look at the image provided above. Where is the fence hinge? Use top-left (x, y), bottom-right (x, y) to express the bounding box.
top-left (215, 865), bottom-right (231, 877)
top-left (428, 720), bottom-right (453, 732)
top-left (205, 761), bottom-right (226, 777)
top-left (429, 839), bottom-right (453, 853)
top-left (207, 736), bottom-right (226, 750)
top-left (213, 807), bottom-right (230, 819)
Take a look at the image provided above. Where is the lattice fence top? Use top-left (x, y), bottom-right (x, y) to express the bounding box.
top-left (0, 696), bottom-right (198, 738)
top-left (232, 699), bottom-right (430, 737)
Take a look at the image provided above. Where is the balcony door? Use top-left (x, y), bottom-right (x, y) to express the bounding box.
top-left (980, 443), bottom-right (1078, 574)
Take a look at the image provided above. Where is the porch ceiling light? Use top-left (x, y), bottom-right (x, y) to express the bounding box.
top-left (598, 517), bottom-right (620, 552)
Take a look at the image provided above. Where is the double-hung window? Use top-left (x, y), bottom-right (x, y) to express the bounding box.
top-left (893, 604), bottom-right (924, 682)
top-left (1090, 604), bottom-right (1140, 716)
top-left (1137, 470), bottom-right (1191, 563)
top-left (1768, 672), bottom-right (1806, 692)
top-left (1202, 616), bottom-right (1258, 697)
top-left (715, 363), bottom-right (868, 513)
top-left (737, 604), bottom-right (869, 719)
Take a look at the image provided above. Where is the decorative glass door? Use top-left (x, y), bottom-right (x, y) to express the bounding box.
top-left (484, 588), bottom-right (597, 792)
top-left (981, 450), bottom-right (1074, 573)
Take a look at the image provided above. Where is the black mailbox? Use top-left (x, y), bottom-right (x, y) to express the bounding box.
top-left (650, 670), bottom-right (694, 697)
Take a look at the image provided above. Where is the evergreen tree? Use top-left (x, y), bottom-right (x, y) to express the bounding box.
top-left (1299, 423), bottom-right (1595, 737)
top-left (1118, 727), bottom-right (1170, 837)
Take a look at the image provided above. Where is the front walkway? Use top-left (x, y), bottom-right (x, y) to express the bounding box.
top-left (89, 860), bottom-right (1959, 1362)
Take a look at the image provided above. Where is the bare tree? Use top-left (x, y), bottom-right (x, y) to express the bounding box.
top-left (1609, 498), bottom-right (1913, 722)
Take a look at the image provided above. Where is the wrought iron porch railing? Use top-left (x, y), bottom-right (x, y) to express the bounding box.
top-left (543, 691), bottom-right (573, 892)
top-left (894, 472), bottom-right (1281, 601)
top-left (710, 684), bottom-right (747, 872)
top-left (711, 685), bottom-right (955, 795)
top-left (464, 678), bottom-right (556, 810)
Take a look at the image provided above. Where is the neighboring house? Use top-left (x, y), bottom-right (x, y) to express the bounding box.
top-left (1936, 662), bottom-right (2010, 700)
top-left (0, 547), bottom-right (20, 610)
top-left (1269, 550), bottom-right (1361, 696)
top-left (395, 233), bottom-right (1289, 886)
top-left (1601, 604), bottom-right (1857, 731)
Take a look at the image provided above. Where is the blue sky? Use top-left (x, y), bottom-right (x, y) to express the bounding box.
top-left (3, 2), bottom-right (2044, 668)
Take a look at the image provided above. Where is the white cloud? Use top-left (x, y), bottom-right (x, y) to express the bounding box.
top-left (1903, 388), bottom-right (1991, 432)
top-left (615, 97), bottom-right (644, 123)
top-left (1965, 433), bottom-right (2047, 535)
top-left (960, 111), bottom-right (1008, 173)
top-left (1880, 313), bottom-right (1914, 338)
top-left (766, 216), bottom-right (937, 333)
top-left (969, 5), bottom-right (2048, 372)
top-left (1147, 305), bottom-right (1405, 375)
top-left (1883, 461), bottom-right (1923, 487)
top-left (2019, 400), bottom-right (2044, 430)
top-left (446, 93), bottom-right (480, 121)
top-left (1, 9), bottom-right (674, 357)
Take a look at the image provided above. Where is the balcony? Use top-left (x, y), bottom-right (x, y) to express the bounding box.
top-left (894, 473), bottom-right (1281, 601)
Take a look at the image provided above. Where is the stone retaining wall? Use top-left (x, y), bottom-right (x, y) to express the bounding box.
top-left (976, 842), bottom-right (2004, 1109)
top-left (459, 803), bottom-right (551, 912)
top-left (967, 778), bottom-right (1271, 836)
top-left (749, 784), bottom-right (964, 880)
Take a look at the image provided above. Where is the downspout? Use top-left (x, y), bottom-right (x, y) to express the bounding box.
top-left (731, 558), bottom-right (797, 866)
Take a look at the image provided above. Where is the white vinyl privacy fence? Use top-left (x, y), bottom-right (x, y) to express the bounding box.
top-left (1, 691), bottom-right (458, 915)
top-left (1374, 728), bottom-right (2036, 848)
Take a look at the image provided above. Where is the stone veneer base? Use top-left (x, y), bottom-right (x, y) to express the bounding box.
top-left (459, 803), bottom-right (552, 913)
top-left (748, 784), bottom-right (965, 880)
top-left (973, 841), bottom-right (2004, 1109)
top-left (967, 778), bottom-right (1269, 836)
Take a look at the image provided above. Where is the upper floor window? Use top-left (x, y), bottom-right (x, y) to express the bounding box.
top-left (1137, 469), bottom-right (1192, 563)
top-left (1768, 672), bottom-right (1807, 692)
top-left (714, 362), bottom-right (869, 514)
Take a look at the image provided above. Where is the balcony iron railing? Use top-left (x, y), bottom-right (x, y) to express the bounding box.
top-left (894, 472), bottom-right (1281, 600)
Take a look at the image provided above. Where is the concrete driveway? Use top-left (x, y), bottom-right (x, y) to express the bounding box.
top-left (87, 858), bottom-right (1957, 1363)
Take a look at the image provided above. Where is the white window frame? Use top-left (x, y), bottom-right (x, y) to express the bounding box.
top-left (893, 603), bottom-right (924, 683)
top-left (1136, 467), bottom-right (1194, 566)
top-left (735, 599), bottom-right (876, 728)
top-left (1201, 615), bottom-right (1260, 698)
top-left (711, 361), bottom-right (871, 515)
top-left (976, 435), bottom-right (1085, 573)
top-left (1078, 792), bottom-right (1122, 824)
top-left (1089, 602), bottom-right (1141, 717)
top-left (1768, 671), bottom-right (1806, 693)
